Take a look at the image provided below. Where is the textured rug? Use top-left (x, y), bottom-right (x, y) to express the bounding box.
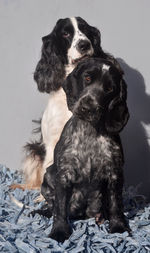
top-left (0, 164), bottom-right (150, 253)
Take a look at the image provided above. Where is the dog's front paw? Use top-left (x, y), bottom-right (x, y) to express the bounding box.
top-left (109, 218), bottom-right (130, 234)
top-left (49, 223), bottom-right (72, 243)
top-left (28, 206), bottom-right (52, 218)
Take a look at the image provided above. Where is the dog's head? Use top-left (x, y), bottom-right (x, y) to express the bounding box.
top-left (34, 17), bottom-right (103, 93)
top-left (63, 58), bottom-right (129, 133)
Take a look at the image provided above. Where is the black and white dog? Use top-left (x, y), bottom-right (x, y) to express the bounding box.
top-left (32, 58), bottom-right (130, 242)
top-left (12, 17), bottom-right (123, 190)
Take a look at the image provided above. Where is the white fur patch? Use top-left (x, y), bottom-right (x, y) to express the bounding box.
top-left (67, 17), bottom-right (94, 67)
top-left (22, 153), bottom-right (43, 189)
top-left (65, 64), bottom-right (75, 77)
top-left (42, 88), bottom-right (72, 171)
top-left (102, 64), bottom-right (110, 71)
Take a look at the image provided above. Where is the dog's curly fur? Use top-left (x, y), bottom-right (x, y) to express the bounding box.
top-left (32, 58), bottom-right (130, 242)
top-left (11, 17), bottom-right (124, 191)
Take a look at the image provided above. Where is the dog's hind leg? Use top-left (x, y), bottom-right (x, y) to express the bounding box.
top-left (10, 142), bottom-right (45, 190)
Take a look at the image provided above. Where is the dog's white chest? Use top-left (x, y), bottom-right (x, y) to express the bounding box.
top-left (41, 88), bottom-right (72, 145)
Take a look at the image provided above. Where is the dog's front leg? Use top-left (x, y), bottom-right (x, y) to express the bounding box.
top-left (49, 179), bottom-right (72, 242)
top-left (107, 169), bottom-right (129, 233)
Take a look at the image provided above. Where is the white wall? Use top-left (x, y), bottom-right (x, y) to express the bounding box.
top-left (0, 0), bottom-right (150, 199)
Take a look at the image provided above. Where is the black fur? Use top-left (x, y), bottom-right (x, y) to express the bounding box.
top-left (32, 58), bottom-right (130, 242)
top-left (25, 141), bottom-right (46, 162)
top-left (34, 17), bottom-right (123, 93)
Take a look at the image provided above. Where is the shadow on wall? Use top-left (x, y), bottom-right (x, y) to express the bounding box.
top-left (117, 58), bottom-right (150, 201)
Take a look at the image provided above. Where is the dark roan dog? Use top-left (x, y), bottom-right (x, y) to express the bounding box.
top-left (32, 58), bottom-right (130, 242)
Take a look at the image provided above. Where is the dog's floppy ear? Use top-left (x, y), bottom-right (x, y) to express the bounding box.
top-left (89, 26), bottom-right (104, 57)
top-left (104, 54), bottom-right (124, 75)
top-left (34, 30), bottom-right (65, 93)
top-left (63, 69), bottom-right (79, 112)
top-left (90, 26), bottom-right (101, 47)
top-left (105, 79), bottom-right (129, 133)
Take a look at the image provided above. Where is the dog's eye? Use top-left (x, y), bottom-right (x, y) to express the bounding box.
top-left (62, 31), bottom-right (70, 38)
top-left (84, 76), bottom-right (91, 83)
top-left (106, 87), bottom-right (113, 93)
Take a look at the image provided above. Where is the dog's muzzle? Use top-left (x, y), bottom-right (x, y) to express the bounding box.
top-left (74, 94), bottom-right (104, 123)
top-left (77, 40), bottom-right (91, 54)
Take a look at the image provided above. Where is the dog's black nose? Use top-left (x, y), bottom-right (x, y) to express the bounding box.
top-left (78, 40), bottom-right (91, 53)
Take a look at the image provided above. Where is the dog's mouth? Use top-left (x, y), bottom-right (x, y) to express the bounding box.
top-left (72, 55), bottom-right (90, 65)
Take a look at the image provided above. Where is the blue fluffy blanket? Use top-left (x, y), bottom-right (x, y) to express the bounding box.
top-left (0, 164), bottom-right (150, 253)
